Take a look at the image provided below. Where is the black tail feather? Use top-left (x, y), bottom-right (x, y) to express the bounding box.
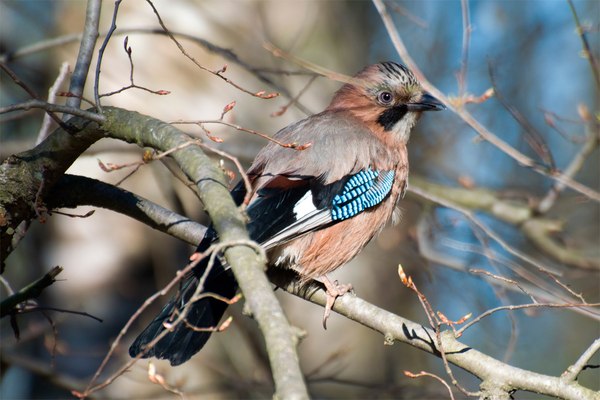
top-left (129, 260), bottom-right (238, 366)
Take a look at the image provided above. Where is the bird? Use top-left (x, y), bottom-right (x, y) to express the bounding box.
top-left (129, 61), bottom-right (445, 366)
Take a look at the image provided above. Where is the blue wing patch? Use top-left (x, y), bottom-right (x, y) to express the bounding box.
top-left (331, 169), bottom-right (394, 221)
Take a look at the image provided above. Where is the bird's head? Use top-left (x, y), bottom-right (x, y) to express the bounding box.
top-left (327, 61), bottom-right (445, 143)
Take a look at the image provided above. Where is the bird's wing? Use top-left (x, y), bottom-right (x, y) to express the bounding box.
top-left (241, 111), bottom-right (399, 249)
top-left (249, 169), bottom-right (395, 250)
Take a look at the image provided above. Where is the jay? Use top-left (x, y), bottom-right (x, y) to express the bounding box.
top-left (130, 61), bottom-right (445, 365)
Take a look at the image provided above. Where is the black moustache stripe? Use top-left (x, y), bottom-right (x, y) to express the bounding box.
top-left (377, 105), bottom-right (408, 131)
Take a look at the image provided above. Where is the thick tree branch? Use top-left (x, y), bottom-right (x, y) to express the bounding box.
top-left (0, 107), bottom-right (308, 399)
top-left (47, 174), bottom-right (206, 246)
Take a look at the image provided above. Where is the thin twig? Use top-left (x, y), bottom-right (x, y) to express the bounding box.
top-left (0, 62), bottom-right (65, 129)
top-left (0, 266), bottom-right (63, 318)
top-left (0, 28), bottom-right (312, 114)
top-left (271, 75), bottom-right (318, 117)
top-left (410, 185), bottom-right (586, 304)
top-left (404, 370), bottom-right (455, 400)
top-left (173, 119), bottom-right (312, 150)
top-left (537, 122), bottom-right (599, 213)
top-left (82, 239), bottom-right (263, 398)
top-left (0, 99), bottom-right (105, 123)
top-left (99, 36), bottom-right (170, 98)
top-left (145, 0), bottom-right (278, 100)
top-left (567, 0), bottom-right (600, 89)
top-left (94, 0), bottom-right (122, 110)
top-left (19, 305), bottom-right (103, 323)
top-left (488, 62), bottom-right (555, 169)
top-left (457, 302), bottom-right (600, 336)
top-left (399, 267), bottom-right (480, 397)
top-left (196, 143), bottom-right (253, 207)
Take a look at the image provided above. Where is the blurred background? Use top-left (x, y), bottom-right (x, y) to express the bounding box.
top-left (1, 0), bottom-right (598, 398)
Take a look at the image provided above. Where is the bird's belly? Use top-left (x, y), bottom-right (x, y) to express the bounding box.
top-left (269, 202), bottom-right (394, 282)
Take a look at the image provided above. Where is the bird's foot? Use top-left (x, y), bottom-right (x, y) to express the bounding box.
top-left (320, 276), bottom-right (353, 330)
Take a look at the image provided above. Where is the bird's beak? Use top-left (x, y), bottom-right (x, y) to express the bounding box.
top-left (407, 92), bottom-right (446, 112)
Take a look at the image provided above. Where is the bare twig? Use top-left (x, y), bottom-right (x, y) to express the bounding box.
top-left (0, 62), bottom-right (65, 129)
top-left (537, 122), bottom-right (599, 213)
top-left (147, 362), bottom-right (185, 399)
top-left (271, 75), bottom-right (318, 117)
top-left (398, 266), bottom-right (479, 397)
top-left (269, 268), bottom-right (599, 400)
top-left (416, 216), bottom-right (600, 321)
top-left (94, 0), bottom-right (122, 110)
top-left (457, 302), bottom-right (600, 336)
top-left (404, 370), bottom-right (455, 400)
top-left (173, 119), bottom-right (312, 150)
top-left (488, 62), bottom-right (555, 169)
top-left (196, 142), bottom-right (253, 207)
top-left (384, 1), bottom-right (428, 28)
top-left (409, 184), bottom-right (587, 304)
top-left (0, 99), bottom-right (105, 123)
top-left (0, 28), bottom-right (312, 114)
top-left (568, 0), bottom-right (600, 89)
top-left (82, 239), bottom-right (262, 398)
top-left (100, 37), bottom-right (170, 98)
top-left (145, 0), bottom-right (278, 100)
top-left (81, 250), bottom-right (208, 397)
top-left (64, 0), bottom-right (101, 115)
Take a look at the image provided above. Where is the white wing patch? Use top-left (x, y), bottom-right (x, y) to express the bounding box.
top-left (293, 190), bottom-right (317, 219)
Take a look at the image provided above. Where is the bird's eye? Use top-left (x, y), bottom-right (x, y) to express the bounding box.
top-left (378, 91), bottom-right (394, 104)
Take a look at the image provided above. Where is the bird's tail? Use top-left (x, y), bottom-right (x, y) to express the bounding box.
top-left (129, 259), bottom-right (238, 366)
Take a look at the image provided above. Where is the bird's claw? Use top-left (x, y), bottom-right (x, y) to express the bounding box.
top-left (322, 279), bottom-right (353, 329)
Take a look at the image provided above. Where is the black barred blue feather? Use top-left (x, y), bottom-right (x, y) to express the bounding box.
top-left (258, 169), bottom-right (394, 249)
top-left (331, 170), bottom-right (394, 221)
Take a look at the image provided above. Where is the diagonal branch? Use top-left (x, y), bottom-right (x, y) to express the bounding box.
top-left (64, 0), bottom-right (101, 115)
top-left (46, 174), bottom-right (206, 246)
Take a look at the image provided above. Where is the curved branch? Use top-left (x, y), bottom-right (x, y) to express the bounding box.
top-left (268, 269), bottom-right (599, 400)
top-left (46, 174), bottom-right (206, 246)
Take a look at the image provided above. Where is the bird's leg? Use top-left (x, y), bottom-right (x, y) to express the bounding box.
top-left (315, 275), bottom-right (353, 329)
